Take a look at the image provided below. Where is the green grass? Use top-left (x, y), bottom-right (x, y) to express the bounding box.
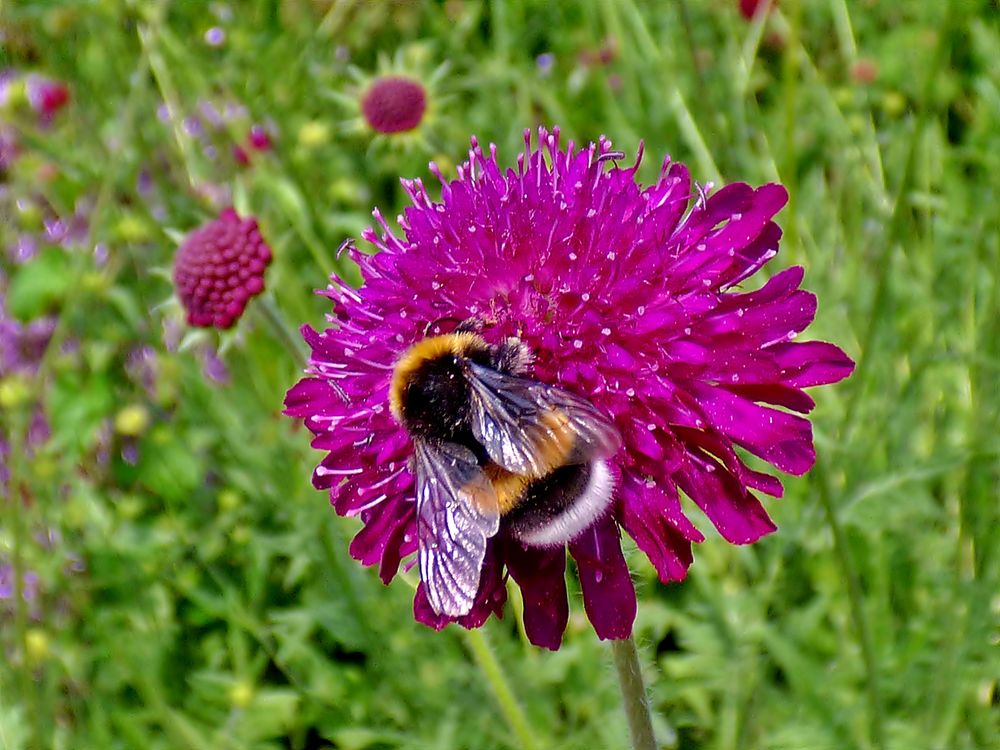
top-left (1, 1), bottom-right (998, 748)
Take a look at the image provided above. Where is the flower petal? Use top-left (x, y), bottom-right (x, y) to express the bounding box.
top-left (675, 452), bottom-right (776, 544)
top-left (504, 540), bottom-right (569, 650)
top-left (770, 341), bottom-right (856, 387)
top-left (618, 474), bottom-right (700, 584)
top-left (569, 515), bottom-right (636, 640)
top-left (413, 542), bottom-right (506, 630)
top-left (689, 382), bottom-right (815, 475)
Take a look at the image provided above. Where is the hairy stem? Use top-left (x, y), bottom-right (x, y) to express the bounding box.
top-left (611, 637), bottom-right (657, 750)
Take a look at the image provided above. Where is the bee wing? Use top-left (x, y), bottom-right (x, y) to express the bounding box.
top-left (414, 439), bottom-right (501, 617)
top-left (464, 361), bottom-right (621, 476)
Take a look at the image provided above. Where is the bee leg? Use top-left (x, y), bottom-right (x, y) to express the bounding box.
top-left (492, 337), bottom-right (534, 375)
top-left (454, 317), bottom-right (485, 334)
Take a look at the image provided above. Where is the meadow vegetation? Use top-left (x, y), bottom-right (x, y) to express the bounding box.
top-left (1, 1), bottom-right (997, 748)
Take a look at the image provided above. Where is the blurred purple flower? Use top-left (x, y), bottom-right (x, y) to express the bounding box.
top-left (182, 116), bottom-right (204, 138)
top-left (205, 27), bottom-right (226, 47)
top-left (536, 53), bottom-right (556, 77)
top-left (201, 346), bottom-right (230, 384)
top-left (0, 282), bottom-right (55, 486)
top-left (1, 293), bottom-right (56, 377)
top-left (285, 127), bottom-right (854, 648)
top-left (8, 234), bottom-right (38, 264)
top-left (125, 346), bottom-right (159, 397)
top-left (0, 125), bottom-right (19, 172)
top-left (0, 564), bottom-right (38, 603)
top-left (0, 70), bottom-right (17, 107)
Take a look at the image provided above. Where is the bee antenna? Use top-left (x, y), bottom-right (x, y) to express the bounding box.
top-left (597, 150), bottom-right (626, 163)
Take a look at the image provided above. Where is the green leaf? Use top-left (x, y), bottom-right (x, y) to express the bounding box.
top-left (5, 248), bottom-right (73, 319)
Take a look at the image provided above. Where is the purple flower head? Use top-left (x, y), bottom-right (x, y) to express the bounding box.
top-left (360, 75), bottom-right (427, 135)
top-left (0, 563), bottom-right (38, 603)
top-left (204, 27), bottom-right (226, 47)
top-left (285, 128), bottom-right (854, 648)
top-left (0, 125), bottom-right (19, 172)
top-left (536, 53), bottom-right (556, 77)
top-left (125, 346), bottom-right (159, 397)
top-left (173, 208), bottom-right (272, 329)
top-left (1, 285), bottom-right (56, 377)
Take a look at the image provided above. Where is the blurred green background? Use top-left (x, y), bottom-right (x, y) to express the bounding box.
top-left (1, 1), bottom-right (997, 748)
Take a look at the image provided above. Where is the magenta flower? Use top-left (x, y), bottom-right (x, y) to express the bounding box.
top-left (360, 76), bottom-right (427, 135)
top-left (25, 76), bottom-right (70, 122)
top-left (285, 128), bottom-right (854, 649)
top-left (739, 0), bottom-right (775, 20)
top-left (173, 208), bottom-right (272, 329)
top-left (248, 125), bottom-right (273, 151)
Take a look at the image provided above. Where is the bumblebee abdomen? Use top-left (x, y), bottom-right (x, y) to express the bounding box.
top-left (505, 460), bottom-right (615, 548)
top-left (484, 464), bottom-right (532, 513)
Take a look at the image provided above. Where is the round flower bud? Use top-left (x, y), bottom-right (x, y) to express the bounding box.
top-left (739, 0), bottom-right (775, 20)
top-left (25, 76), bottom-right (70, 120)
top-left (173, 208), bottom-right (272, 329)
top-left (229, 681), bottom-right (254, 709)
top-left (360, 75), bottom-right (427, 134)
top-left (25, 628), bottom-right (49, 664)
top-left (114, 405), bottom-right (150, 437)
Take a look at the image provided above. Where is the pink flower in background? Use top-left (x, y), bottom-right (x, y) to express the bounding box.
top-left (285, 127), bottom-right (853, 648)
top-left (26, 76), bottom-right (70, 122)
top-left (360, 76), bottom-right (427, 134)
top-left (248, 125), bottom-right (273, 151)
top-left (173, 208), bottom-right (272, 329)
top-left (739, 0), bottom-right (776, 20)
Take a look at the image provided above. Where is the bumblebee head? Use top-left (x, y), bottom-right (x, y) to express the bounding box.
top-left (389, 332), bottom-right (491, 434)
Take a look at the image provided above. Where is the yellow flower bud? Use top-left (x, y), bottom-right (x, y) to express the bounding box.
top-left (26, 628), bottom-right (50, 664)
top-left (115, 405), bottom-right (150, 437)
top-left (298, 120), bottom-right (330, 149)
top-left (0, 376), bottom-right (32, 410)
top-left (218, 489), bottom-right (241, 512)
top-left (230, 681), bottom-right (254, 709)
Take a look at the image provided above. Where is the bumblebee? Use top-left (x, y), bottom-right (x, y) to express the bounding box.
top-left (389, 324), bottom-right (621, 617)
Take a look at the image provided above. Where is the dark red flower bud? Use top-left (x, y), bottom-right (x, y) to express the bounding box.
top-left (248, 125), bottom-right (272, 151)
top-left (360, 76), bottom-right (427, 135)
top-left (27, 77), bottom-right (70, 120)
top-left (739, 0), bottom-right (776, 20)
top-left (232, 144), bottom-right (250, 166)
top-left (173, 208), bottom-right (272, 329)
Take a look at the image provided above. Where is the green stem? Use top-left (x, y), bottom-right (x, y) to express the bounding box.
top-left (138, 19), bottom-right (201, 190)
top-left (675, 0), bottom-right (709, 96)
top-left (255, 294), bottom-right (309, 366)
top-left (779, 0), bottom-right (801, 257)
top-left (4, 408), bottom-right (43, 747)
top-left (461, 628), bottom-right (538, 750)
top-left (611, 637), bottom-right (657, 750)
top-left (813, 462), bottom-right (885, 749)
